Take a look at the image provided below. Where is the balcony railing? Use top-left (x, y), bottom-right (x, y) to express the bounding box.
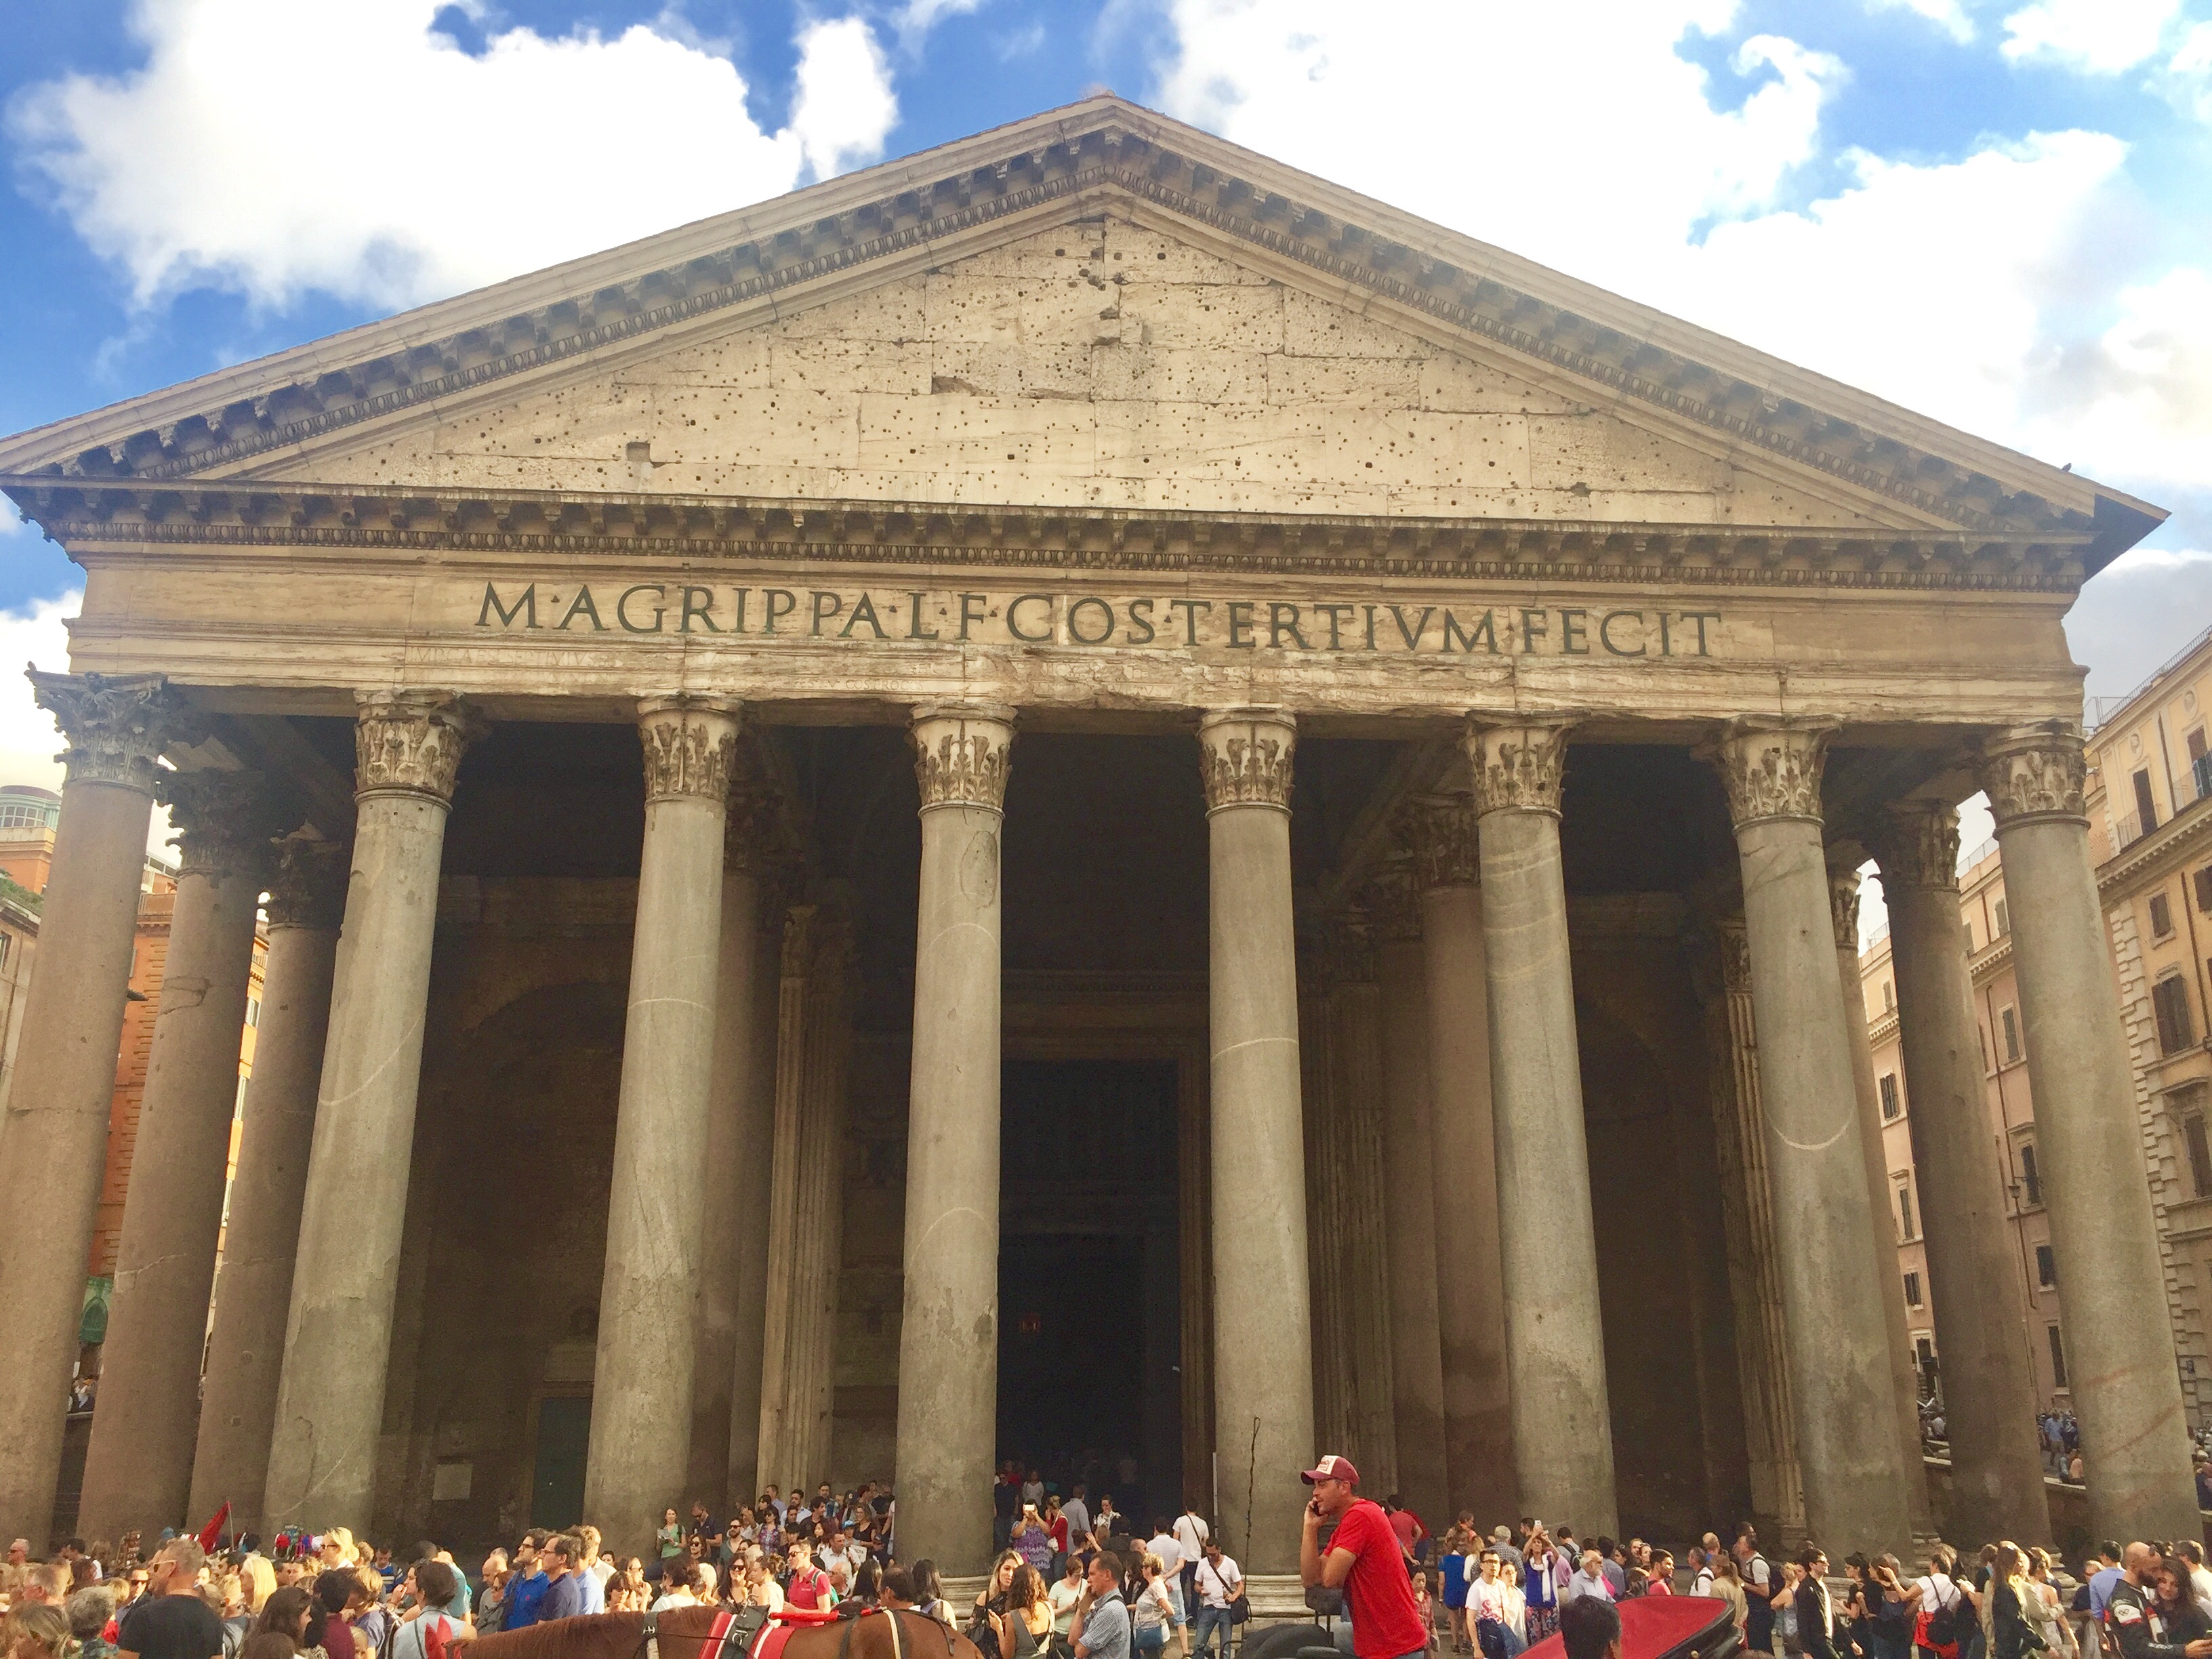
top-left (2114, 757), bottom-right (2212, 852)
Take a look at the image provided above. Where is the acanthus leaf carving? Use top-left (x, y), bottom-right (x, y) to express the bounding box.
top-left (155, 769), bottom-right (293, 880)
top-left (264, 836), bottom-right (352, 930)
top-left (1465, 716), bottom-right (1576, 816)
top-left (1401, 792), bottom-right (1481, 889)
top-left (1871, 802), bottom-right (1961, 893)
top-left (354, 689), bottom-right (482, 804)
top-left (1198, 708), bottom-right (1295, 812)
top-left (1708, 715), bottom-right (1836, 829)
top-left (1358, 858), bottom-right (1423, 943)
top-left (910, 705), bottom-right (1016, 811)
top-left (1979, 721), bottom-right (2088, 829)
top-left (30, 670), bottom-right (197, 795)
top-left (637, 695), bottom-right (741, 805)
top-left (1826, 861), bottom-right (1864, 951)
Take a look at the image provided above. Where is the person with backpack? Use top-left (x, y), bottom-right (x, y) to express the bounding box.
top-left (785, 1541), bottom-right (836, 1612)
top-left (1915, 1549), bottom-right (1967, 1659)
top-left (1189, 1540), bottom-right (1243, 1659)
top-left (1736, 1530), bottom-right (1776, 1659)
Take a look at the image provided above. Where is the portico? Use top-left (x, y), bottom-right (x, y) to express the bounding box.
top-left (0, 95), bottom-right (2196, 1567)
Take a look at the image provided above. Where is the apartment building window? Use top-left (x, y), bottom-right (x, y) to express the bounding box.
top-left (1904, 1270), bottom-right (1923, 1309)
top-left (2035, 1244), bottom-right (2055, 1288)
top-left (1994, 897), bottom-right (2010, 937)
top-left (1879, 1072), bottom-right (1901, 1121)
top-left (2137, 769), bottom-right (2160, 835)
top-left (2154, 975), bottom-right (2196, 1054)
top-left (2196, 866), bottom-right (2212, 912)
top-left (2001, 1004), bottom-right (2022, 1064)
top-left (245, 997), bottom-right (260, 1028)
top-left (2047, 1324), bottom-right (2069, 1391)
top-left (1883, 979), bottom-right (1894, 1011)
top-left (2185, 1111), bottom-right (2212, 1198)
top-left (1978, 1023), bottom-right (1989, 1071)
top-left (0, 933), bottom-right (10, 972)
top-left (1897, 1181), bottom-right (1917, 1242)
top-left (2020, 1141), bottom-right (2042, 1206)
top-left (2152, 892), bottom-right (2175, 939)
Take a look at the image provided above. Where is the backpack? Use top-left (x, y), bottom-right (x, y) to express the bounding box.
top-left (1927, 1580), bottom-right (1963, 1647)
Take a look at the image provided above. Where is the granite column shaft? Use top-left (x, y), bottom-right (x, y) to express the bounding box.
top-left (895, 706), bottom-right (1014, 1574)
top-left (1201, 709), bottom-right (1315, 1573)
top-left (1467, 718), bottom-right (1616, 1537)
top-left (80, 772), bottom-right (289, 1538)
top-left (586, 695), bottom-right (739, 1555)
top-left (1982, 724), bottom-right (2199, 1542)
top-left (0, 673), bottom-right (184, 1544)
top-left (725, 888), bottom-right (785, 1507)
top-left (1711, 718), bottom-right (1911, 1556)
top-left (188, 839), bottom-right (349, 1537)
top-left (263, 689), bottom-right (478, 1534)
top-left (1875, 806), bottom-right (2050, 1546)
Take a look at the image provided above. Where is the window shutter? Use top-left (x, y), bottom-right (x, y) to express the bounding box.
top-left (2195, 867), bottom-right (2212, 912)
top-left (2152, 893), bottom-right (2174, 937)
top-left (2154, 977), bottom-right (2195, 1054)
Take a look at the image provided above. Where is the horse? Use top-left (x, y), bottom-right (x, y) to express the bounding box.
top-left (450, 1606), bottom-right (987, 1659)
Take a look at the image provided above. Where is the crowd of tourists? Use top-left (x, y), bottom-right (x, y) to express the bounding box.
top-left (14, 1462), bottom-right (2212, 1659)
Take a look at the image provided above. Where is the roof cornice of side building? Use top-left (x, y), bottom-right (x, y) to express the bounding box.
top-left (2100, 794), bottom-right (2212, 899)
top-left (0, 95), bottom-right (2165, 573)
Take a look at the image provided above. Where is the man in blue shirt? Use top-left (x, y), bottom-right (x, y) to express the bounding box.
top-left (503, 1538), bottom-right (550, 1631)
top-left (2087, 1542), bottom-right (2125, 1620)
top-left (537, 1535), bottom-right (586, 1623)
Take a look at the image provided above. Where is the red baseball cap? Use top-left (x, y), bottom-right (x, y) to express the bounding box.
top-left (1300, 1455), bottom-right (1359, 1485)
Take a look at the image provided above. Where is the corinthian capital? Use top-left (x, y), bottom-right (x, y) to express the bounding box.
top-left (638, 695), bottom-right (741, 805)
top-left (1465, 715), bottom-right (1576, 817)
top-left (911, 704), bottom-right (1016, 812)
top-left (1827, 860), bottom-right (1864, 951)
top-left (1197, 708), bottom-right (1295, 813)
top-left (1708, 715), bottom-right (1836, 829)
top-left (1872, 802), bottom-right (1962, 892)
top-left (1401, 792), bottom-right (1481, 889)
top-left (1359, 858), bottom-right (1423, 943)
top-left (30, 671), bottom-right (196, 796)
top-left (1980, 721), bottom-right (2088, 830)
top-left (264, 838), bottom-right (352, 930)
top-left (156, 770), bottom-right (293, 882)
top-left (354, 689), bottom-right (482, 804)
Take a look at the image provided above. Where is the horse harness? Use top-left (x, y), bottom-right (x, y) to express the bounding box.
top-left (640, 1605), bottom-right (956, 1659)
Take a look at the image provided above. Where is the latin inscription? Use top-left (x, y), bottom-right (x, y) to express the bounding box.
top-left (474, 581), bottom-right (1723, 658)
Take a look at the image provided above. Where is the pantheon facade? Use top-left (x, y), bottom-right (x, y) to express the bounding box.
top-left (0, 98), bottom-right (2195, 1576)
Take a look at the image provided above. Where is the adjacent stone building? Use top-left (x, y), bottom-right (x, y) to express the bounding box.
top-left (0, 97), bottom-right (2196, 1576)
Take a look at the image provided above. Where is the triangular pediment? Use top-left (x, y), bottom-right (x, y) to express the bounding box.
top-left (0, 94), bottom-right (2161, 568)
top-left (253, 212), bottom-right (1912, 532)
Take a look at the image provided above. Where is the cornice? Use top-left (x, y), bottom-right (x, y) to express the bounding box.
top-left (0, 98), bottom-right (2145, 555)
top-left (1, 478), bottom-right (2097, 592)
top-left (2100, 796), bottom-right (2212, 899)
top-left (1969, 932), bottom-right (2015, 988)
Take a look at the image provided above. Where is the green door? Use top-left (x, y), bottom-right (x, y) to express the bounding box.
top-left (531, 1396), bottom-right (592, 1529)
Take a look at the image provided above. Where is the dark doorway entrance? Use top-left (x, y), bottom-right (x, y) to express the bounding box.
top-left (531, 1395), bottom-right (592, 1528)
top-left (998, 1060), bottom-right (1181, 1521)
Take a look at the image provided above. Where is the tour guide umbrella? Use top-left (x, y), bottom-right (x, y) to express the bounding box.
top-left (1522, 1597), bottom-right (1741, 1659)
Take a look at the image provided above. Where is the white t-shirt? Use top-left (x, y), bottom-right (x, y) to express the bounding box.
top-left (1194, 1558), bottom-right (1242, 1610)
top-left (1470, 1579), bottom-right (1511, 1623)
top-left (1147, 1535), bottom-right (1185, 1583)
top-left (1917, 1574), bottom-right (1960, 1615)
top-left (1063, 1500), bottom-right (1092, 1542)
top-left (1173, 1515), bottom-right (1210, 1563)
top-left (1694, 1568), bottom-right (1716, 1597)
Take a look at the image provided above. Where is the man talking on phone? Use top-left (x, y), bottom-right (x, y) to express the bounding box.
top-left (1298, 1455), bottom-right (1427, 1659)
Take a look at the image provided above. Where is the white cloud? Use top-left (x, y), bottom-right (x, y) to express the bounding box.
top-left (789, 17), bottom-right (899, 180)
top-left (2169, 21), bottom-right (2212, 121)
top-left (1155, 1), bottom-right (1845, 291)
top-left (8, 0), bottom-right (902, 312)
top-left (0, 591), bottom-right (79, 794)
top-left (1864, 0), bottom-right (1975, 45)
top-left (2001, 0), bottom-right (2182, 72)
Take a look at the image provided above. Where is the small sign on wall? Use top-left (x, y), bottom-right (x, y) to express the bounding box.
top-left (433, 1460), bottom-right (474, 1502)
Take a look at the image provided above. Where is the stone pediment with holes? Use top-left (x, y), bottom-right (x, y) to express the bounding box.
top-left (263, 212), bottom-right (1908, 537)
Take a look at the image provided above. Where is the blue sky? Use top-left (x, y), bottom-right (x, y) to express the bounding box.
top-left (0, 0), bottom-right (2208, 776)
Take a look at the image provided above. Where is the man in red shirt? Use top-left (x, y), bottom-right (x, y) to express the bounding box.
top-left (1298, 1455), bottom-right (1429, 1659)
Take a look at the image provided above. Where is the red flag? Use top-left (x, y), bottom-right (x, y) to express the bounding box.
top-left (196, 1501), bottom-right (230, 1553)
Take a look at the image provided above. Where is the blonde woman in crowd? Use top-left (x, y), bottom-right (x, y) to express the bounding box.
top-left (6, 1603), bottom-right (78, 1659)
top-left (241, 1559), bottom-right (276, 1617)
top-left (1713, 1555), bottom-right (1750, 1643)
